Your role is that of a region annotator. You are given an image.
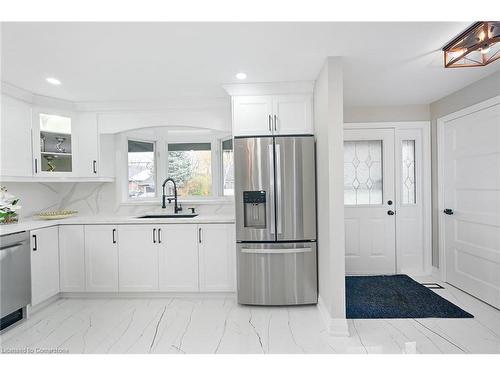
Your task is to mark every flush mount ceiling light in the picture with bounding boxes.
[236,72,247,80]
[46,77,61,85]
[443,21,500,68]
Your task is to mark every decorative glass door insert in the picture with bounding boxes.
[39,113,73,173]
[401,140,416,205]
[344,140,383,205]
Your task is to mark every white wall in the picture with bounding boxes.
[314,57,348,335]
[429,69,500,267]
[344,104,430,123]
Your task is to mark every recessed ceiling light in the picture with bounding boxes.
[236,72,247,80]
[46,77,61,85]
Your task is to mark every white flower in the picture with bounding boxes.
[0,186,20,212]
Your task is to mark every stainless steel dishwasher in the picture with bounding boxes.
[1,231,31,331]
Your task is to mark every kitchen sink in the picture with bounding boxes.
[136,214,198,219]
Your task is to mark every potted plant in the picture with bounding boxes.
[0,186,21,224]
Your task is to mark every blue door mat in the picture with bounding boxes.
[346,274,474,319]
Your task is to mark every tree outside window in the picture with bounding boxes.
[167,143,212,197]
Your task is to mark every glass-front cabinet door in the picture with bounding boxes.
[33,111,74,175]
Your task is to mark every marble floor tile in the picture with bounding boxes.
[1,279,499,354]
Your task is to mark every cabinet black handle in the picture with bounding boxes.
[158,228,162,243]
[444,208,454,215]
[274,115,278,131]
[34,158,38,174]
[153,228,157,243]
[112,229,116,244]
[32,234,37,251]
[268,115,272,132]
[198,227,202,243]
[93,160,97,174]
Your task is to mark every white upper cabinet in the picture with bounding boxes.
[272,95,313,135]
[1,92,113,181]
[32,109,75,176]
[232,94,313,137]
[118,225,159,292]
[31,226,60,306]
[232,96,274,136]
[74,113,99,177]
[0,95,33,177]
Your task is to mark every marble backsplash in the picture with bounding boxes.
[2,182,234,219]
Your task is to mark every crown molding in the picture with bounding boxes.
[222,81,315,96]
[1,80,230,113]
[1,81,76,111]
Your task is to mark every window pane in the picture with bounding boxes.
[402,140,416,204]
[344,140,383,205]
[168,143,212,196]
[128,140,156,198]
[222,139,234,196]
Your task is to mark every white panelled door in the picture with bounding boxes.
[443,102,500,309]
[344,129,396,275]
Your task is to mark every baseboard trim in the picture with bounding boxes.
[317,295,350,337]
[27,294,61,316]
[60,291,236,299]
[432,266,444,281]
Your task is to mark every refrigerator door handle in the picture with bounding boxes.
[268,144,275,235]
[241,247,312,254]
[275,143,282,234]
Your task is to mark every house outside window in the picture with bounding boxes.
[128,140,156,199]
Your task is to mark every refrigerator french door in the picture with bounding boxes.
[234,135,317,305]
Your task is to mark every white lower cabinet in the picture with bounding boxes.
[118,225,159,291]
[158,224,199,292]
[30,226,60,306]
[52,222,235,295]
[198,224,236,292]
[84,225,119,292]
[59,225,85,292]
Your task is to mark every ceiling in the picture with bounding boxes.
[1,22,499,107]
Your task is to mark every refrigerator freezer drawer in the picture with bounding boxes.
[237,242,317,306]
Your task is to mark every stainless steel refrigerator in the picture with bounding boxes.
[234,135,317,306]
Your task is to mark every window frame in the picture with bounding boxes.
[220,136,234,197]
[121,132,234,204]
[125,137,158,202]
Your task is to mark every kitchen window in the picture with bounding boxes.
[167,142,212,197]
[128,140,156,199]
[221,139,234,196]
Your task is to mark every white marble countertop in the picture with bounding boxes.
[0,214,235,236]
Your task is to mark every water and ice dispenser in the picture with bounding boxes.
[243,191,267,229]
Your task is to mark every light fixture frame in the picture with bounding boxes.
[443,21,500,68]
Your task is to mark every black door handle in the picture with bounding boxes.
[444,209,454,215]
[387,210,395,216]
[32,234,37,251]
